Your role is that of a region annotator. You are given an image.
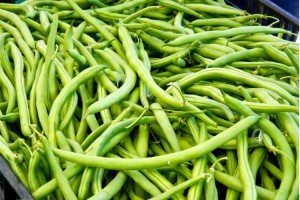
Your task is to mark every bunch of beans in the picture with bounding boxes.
[0,0,298,199]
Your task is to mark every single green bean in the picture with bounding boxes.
[237,129,257,199]
[208,48,268,68]
[184,3,244,15]
[151,103,181,152]
[0,33,14,83]
[168,26,293,46]
[261,44,293,66]
[10,42,31,137]
[283,44,299,73]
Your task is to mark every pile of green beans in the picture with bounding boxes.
[0,0,298,199]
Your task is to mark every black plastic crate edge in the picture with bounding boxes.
[0,155,33,200]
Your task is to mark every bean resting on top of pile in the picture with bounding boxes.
[0,0,298,199]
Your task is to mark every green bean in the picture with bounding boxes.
[94,9,127,21]
[144,27,185,40]
[84,47,136,116]
[237,129,257,199]
[35,16,59,133]
[137,18,182,33]
[78,167,95,200]
[184,3,244,15]
[123,6,160,23]
[135,125,150,158]
[72,39,117,94]
[185,94,235,122]
[158,0,204,19]
[0,3,36,17]
[150,103,181,152]
[0,112,19,123]
[225,171,240,200]
[80,122,111,150]
[0,8,35,48]
[25,50,41,96]
[36,41,78,135]
[186,122,208,200]
[249,147,267,180]
[254,90,299,150]
[259,167,277,191]
[214,170,275,200]
[53,115,259,169]
[32,164,85,199]
[0,65,16,114]
[96,82,113,124]
[0,33,14,83]
[244,101,298,113]
[39,10,50,33]
[125,182,143,200]
[0,110,10,142]
[222,92,295,200]
[236,72,298,96]
[168,26,293,46]
[79,109,134,199]
[115,166,162,197]
[261,44,293,66]
[39,134,78,200]
[10,42,31,137]
[65,0,126,58]
[89,171,128,200]
[47,61,58,107]
[91,167,104,194]
[150,41,199,69]
[288,161,299,200]
[208,48,268,68]
[48,64,107,147]
[176,68,298,106]
[94,49,125,77]
[0,139,29,189]
[96,0,151,13]
[158,73,192,88]
[185,85,223,102]
[150,174,207,200]
[66,49,87,66]
[230,61,297,76]
[116,146,186,199]
[28,0,90,10]
[28,150,43,193]
[56,130,73,166]
[192,18,242,28]
[138,31,187,54]
[0,20,35,69]
[283,44,299,73]
[87,0,107,8]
